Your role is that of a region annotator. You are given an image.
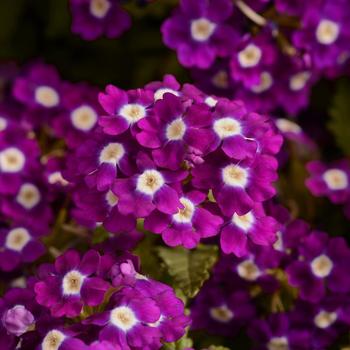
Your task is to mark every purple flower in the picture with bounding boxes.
[286,231,350,302]
[0,226,46,271]
[306,159,350,204]
[161,0,237,68]
[230,32,278,88]
[0,287,41,347]
[248,313,311,350]
[0,130,40,194]
[52,83,102,148]
[275,0,306,16]
[112,152,187,217]
[1,180,52,232]
[220,203,279,257]
[191,283,255,337]
[35,250,110,317]
[144,190,223,248]
[98,85,154,136]
[65,131,135,191]
[192,152,278,216]
[136,93,214,170]
[208,99,271,160]
[293,0,350,69]
[38,328,87,350]
[144,74,182,102]
[13,63,62,110]
[70,0,131,40]
[72,183,136,233]
[86,287,161,349]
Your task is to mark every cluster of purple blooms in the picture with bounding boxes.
[191,204,350,349]
[0,53,349,349]
[162,0,350,115]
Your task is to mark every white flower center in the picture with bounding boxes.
[212,71,229,89]
[213,117,242,139]
[267,336,289,350]
[204,96,218,107]
[273,231,284,251]
[289,71,311,91]
[232,211,254,231]
[251,72,273,93]
[314,310,337,328]
[48,171,69,186]
[210,305,234,323]
[173,197,195,223]
[99,142,125,165]
[222,164,248,188]
[136,169,164,196]
[275,119,302,134]
[311,254,333,278]
[237,260,261,281]
[0,147,25,173]
[35,86,59,108]
[71,105,97,131]
[238,44,262,68]
[119,104,146,124]
[5,228,31,252]
[154,88,179,101]
[316,19,340,45]
[16,183,41,209]
[166,118,186,141]
[323,169,348,190]
[0,117,7,131]
[110,306,138,331]
[62,270,85,296]
[191,18,216,42]
[42,330,66,350]
[90,0,111,18]
[106,190,118,207]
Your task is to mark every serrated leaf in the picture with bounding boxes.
[157,245,218,298]
[329,79,350,155]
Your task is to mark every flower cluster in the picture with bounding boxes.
[162,0,350,115]
[191,204,350,349]
[65,74,282,256]
[0,249,189,349]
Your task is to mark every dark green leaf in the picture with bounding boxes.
[157,245,218,298]
[329,79,350,155]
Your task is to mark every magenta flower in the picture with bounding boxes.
[52,83,102,149]
[192,152,278,216]
[0,225,45,272]
[38,328,87,350]
[286,232,350,302]
[136,93,214,170]
[144,74,182,102]
[306,160,350,204]
[0,130,40,194]
[86,287,161,349]
[13,63,62,110]
[230,32,278,88]
[220,204,279,257]
[161,0,237,68]
[112,152,187,217]
[35,250,110,317]
[70,0,131,40]
[65,131,135,191]
[293,0,350,69]
[144,190,223,248]
[98,85,154,136]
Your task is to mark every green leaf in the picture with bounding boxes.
[162,333,193,350]
[329,79,350,155]
[157,245,218,298]
[91,226,109,244]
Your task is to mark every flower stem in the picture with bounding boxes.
[235,0,267,26]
